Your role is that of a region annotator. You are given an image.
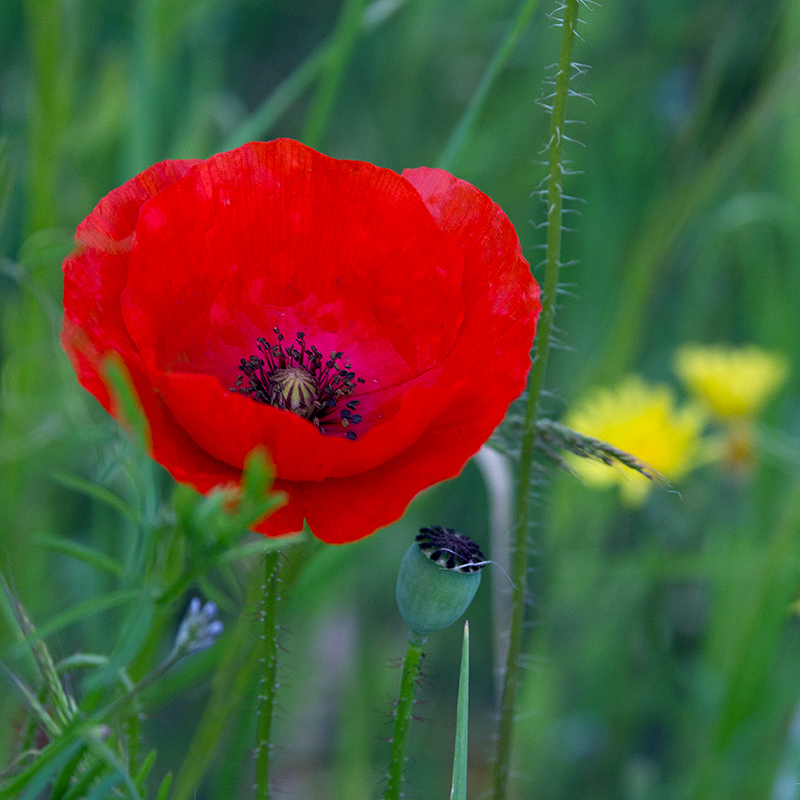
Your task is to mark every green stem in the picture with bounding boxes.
[301,0,368,150]
[437,0,542,173]
[223,45,331,152]
[125,0,161,176]
[256,550,280,800]
[24,0,71,233]
[384,630,427,800]
[491,3,581,798]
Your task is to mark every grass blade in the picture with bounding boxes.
[451,621,470,800]
[32,533,126,577]
[438,0,542,172]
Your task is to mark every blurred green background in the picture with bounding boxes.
[2,0,800,798]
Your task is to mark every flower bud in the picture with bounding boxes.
[173,597,224,657]
[395,527,485,635]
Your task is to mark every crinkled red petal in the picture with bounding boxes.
[61,159,241,490]
[156,370,468,480]
[62,142,540,544]
[121,140,470,478]
[62,159,199,409]
[257,166,541,542]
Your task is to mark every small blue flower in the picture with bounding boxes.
[173,597,224,657]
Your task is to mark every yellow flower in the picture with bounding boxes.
[674,344,789,420]
[564,376,705,505]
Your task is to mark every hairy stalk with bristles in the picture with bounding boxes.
[256,550,280,800]
[491,1,585,797]
[384,631,427,800]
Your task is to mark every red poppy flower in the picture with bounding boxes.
[62,139,540,544]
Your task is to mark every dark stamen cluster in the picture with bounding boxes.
[231,327,365,439]
[416,526,486,573]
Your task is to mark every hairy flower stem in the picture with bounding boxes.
[384,630,427,800]
[256,550,281,800]
[491,2,581,798]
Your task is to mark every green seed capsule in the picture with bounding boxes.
[395,527,485,635]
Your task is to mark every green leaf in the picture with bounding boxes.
[55,654,110,675]
[2,576,76,725]
[242,446,274,497]
[438,0,542,172]
[32,533,126,577]
[9,588,143,659]
[17,740,85,800]
[220,535,300,564]
[2,665,61,738]
[155,771,173,800]
[0,735,82,800]
[84,772,124,800]
[50,742,89,800]
[451,621,470,800]
[52,471,138,522]
[84,735,145,800]
[0,138,14,237]
[102,355,150,452]
[61,755,106,800]
[134,749,158,789]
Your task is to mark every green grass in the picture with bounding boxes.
[2,0,799,798]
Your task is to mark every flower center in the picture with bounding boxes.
[231,328,365,439]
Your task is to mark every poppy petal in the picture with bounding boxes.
[62,159,201,410]
[63,141,540,542]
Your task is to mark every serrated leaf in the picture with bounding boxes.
[535,419,667,485]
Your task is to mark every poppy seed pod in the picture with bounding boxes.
[396,527,486,635]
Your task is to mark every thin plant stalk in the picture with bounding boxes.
[222,46,331,152]
[491,2,581,798]
[438,0,542,173]
[125,0,162,177]
[223,0,408,152]
[256,550,281,800]
[384,630,427,800]
[451,621,470,800]
[302,0,369,150]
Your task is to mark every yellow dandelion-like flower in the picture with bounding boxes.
[564,376,705,505]
[674,344,789,420]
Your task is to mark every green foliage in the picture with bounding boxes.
[451,621,470,800]
[2,0,800,798]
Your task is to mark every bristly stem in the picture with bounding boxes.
[384,630,427,800]
[256,550,281,800]
[491,2,582,798]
